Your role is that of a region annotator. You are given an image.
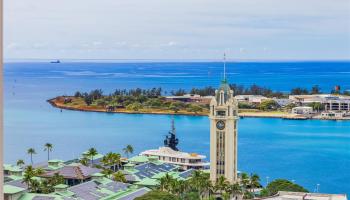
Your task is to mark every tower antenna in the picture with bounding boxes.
[223,53,226,82]
[171,115,175,134]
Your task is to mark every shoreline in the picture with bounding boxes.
[48,98,349,121]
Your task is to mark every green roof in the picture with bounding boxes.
[53,184,68,189]
[92,172,104,177]
[48,159,64,163]
[134,177,159,187]
[7,175,24,181]
[101,187,151,200]
[94,177,113,185]
[128,155,149,163]
[124,163,135,167]
[152,172,182,180]
[18,193,66,200]
[55,190,75,197]
[4,185,26,194]
[3,164,22,172]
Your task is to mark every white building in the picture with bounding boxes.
[321,111,346,118]
[291,106,313,115]
[209,79,239,183]
[289,94,350,112]
[140,147,208,170]
[235,95,268,104]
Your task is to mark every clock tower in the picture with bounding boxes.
[209,57,239,183]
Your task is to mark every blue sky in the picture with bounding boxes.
[4,0,350,60]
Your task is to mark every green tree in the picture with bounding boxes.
[291,87,309,95]
[50,172,65,186]
[258,100,279,111]
[101,168,113,178]
[86,148,98,165]
[263,179,308,196]
[101,152,121,172]
[187,104,203,114]
[16,159,25,168]
[22,166,46,193]
[159,173,174,192]
[84,95,93,106]
[126,102,143,111]
[123,145,134,158]
[229,183,243,197]
[215,176,230,194]
[27,148,36,165]
[169,104,180,113]
[308,102,324,112]
[79,156,89,166]
[44,143,53,161]
[311,85,321,94]
[113,171,127,183]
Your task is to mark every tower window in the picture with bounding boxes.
[217,111,226,116]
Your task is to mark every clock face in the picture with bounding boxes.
[216,120,225,130]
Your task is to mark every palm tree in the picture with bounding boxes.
[113,171,126,183]
[44,143,53,161]
[123,145,134,158]
[159,173,174,192]
[101,168,113,178]
[229,183,243,199]
[35,168,45,176]
[112,153,121,171]
[215,176,230,194]
[27,148,36,165]
[249,173,261,197]
[16,159,25,168]
[241,172,250,192]
[50,172,64,186]
[22,166,36,191]
[189,170,211,198]
[79,156,89,166]
[101,152,121,172]
[86,148,98,165]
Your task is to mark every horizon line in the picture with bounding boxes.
[4,58,350,63]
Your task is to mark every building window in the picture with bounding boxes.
[217,111,226,116]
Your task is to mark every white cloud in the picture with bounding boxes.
[4,0,350,60]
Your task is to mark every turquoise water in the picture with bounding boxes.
[4,61,350,194]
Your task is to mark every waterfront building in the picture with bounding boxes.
[140,147,208,170]
[140,118,208,170]
[209,59,239,183]
[165,94,212,104]
[320,111,346,118]
[235,95,269,104]
[291,106,314,115]
[289,94,350,112]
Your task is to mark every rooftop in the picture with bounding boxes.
[4,184,26,194]
[140,147,206,160]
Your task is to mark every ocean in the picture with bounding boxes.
[4,61,350,194]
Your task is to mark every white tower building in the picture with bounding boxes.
[209,55,239,183]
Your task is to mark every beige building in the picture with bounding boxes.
[140,147,208,170]
[209,79,239,183]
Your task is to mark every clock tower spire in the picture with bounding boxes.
[209,55,239,183]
